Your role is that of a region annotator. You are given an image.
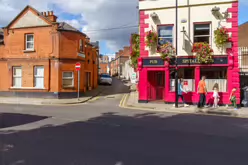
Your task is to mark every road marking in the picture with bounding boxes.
[119,93,248,119]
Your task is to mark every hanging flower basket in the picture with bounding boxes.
[145,30,158,48]
[214,27,229,50]
[157,43,176,61]
[192,42,214,64]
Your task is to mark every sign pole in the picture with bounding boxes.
[78,70,80,101]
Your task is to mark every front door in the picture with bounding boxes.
[148,71,165,101]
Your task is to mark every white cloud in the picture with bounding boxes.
[0,0,138,52]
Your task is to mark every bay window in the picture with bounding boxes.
[158,25,173,46]
[200,68,227,92]
[193,23,210,44]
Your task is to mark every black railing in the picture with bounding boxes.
[239,47,248,74]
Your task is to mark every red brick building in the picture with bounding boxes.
[0,5,99,98]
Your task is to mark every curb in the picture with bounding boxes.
[119,93,248,119]
[0,89,105,106]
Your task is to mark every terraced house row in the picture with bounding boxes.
[0,5,99,98]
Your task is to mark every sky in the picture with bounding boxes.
[0,0,247,56]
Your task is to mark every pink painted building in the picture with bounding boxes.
[138,0,239,105]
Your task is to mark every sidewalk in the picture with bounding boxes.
[124,91,248,118]
[0,86,105,106]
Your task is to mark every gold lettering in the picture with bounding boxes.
[182,59,189,63]
[150,60,158,64]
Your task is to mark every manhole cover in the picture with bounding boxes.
[0,113,48,129]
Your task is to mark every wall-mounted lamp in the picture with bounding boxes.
[150,12,158,19]
[211,6,225,20]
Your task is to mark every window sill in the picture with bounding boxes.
[10,87,46,90]
[23,49,36,53]
[62,86,75,89]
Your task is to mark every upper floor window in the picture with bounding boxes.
[25,34,34,50]
[194,23,210,44]
[158,25,173,46]
[79,39,84,52]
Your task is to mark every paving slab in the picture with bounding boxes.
[123,91,248,118]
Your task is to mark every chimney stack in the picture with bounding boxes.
[41,10,57,22]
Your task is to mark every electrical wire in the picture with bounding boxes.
[83,25,138,33]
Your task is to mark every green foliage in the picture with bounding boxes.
[130,34,140,69]
[214,27,229,50]
[192,42,214,64]
[145,30,158,48]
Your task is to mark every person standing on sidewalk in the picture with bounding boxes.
[197,76,207,108]
[174,78,189,107]
[229,87,238,110]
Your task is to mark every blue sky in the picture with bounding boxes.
[239,3,247,25]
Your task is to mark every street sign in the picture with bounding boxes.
[75,62,81,71]
[131,73,137,84]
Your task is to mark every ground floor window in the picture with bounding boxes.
[200,67,227,92]
[62,71,74,88]
[170,68,195,92]
[13,66,22,87]
[34,66,44,88]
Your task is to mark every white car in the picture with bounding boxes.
[100,74,112,85]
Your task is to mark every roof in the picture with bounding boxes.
[58,22,86,36]
[90,41,99,48]
[239,21,248,27]
[6,5,52,28]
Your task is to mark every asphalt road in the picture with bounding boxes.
[0,78,248,165]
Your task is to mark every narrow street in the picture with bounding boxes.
[0,78,248,165]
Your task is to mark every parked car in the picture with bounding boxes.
[99,74,112,85]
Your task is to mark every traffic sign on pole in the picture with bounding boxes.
[75,62,81,71]
[75,62,81,100]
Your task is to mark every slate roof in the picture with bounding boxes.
[58,22,86,36]
[0,28,3,44]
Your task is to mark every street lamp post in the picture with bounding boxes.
[175,0,179,108]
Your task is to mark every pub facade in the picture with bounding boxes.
[138,0,240,105]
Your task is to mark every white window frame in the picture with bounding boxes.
[25,34,34,50]
[193,23,211,44]
[79,39,83,52]
[62,71,74,88]
[12,66,22,88]
[34,66,44,88]
[157,25,174,46]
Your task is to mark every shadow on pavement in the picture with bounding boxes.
[0,113,48,129]
[1,113,248,165]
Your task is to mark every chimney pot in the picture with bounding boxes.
[44,12,47,16]
[51,11,54,15]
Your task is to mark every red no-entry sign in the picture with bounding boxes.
[75,62,81,71]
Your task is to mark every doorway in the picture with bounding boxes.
[147,71,165,101]
[85,72,91,90]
